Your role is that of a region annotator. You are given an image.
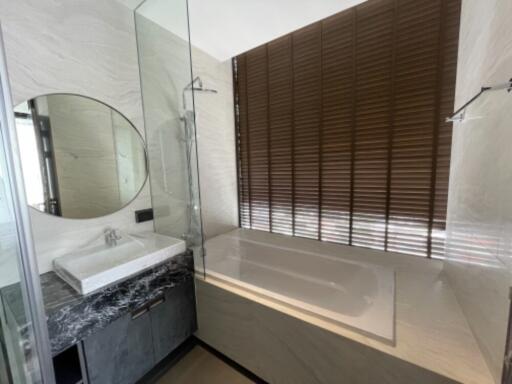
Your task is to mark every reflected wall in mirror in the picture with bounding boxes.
[14,94,148,219]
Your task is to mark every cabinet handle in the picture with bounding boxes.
[131,306,148,320]
[149,296,165,310]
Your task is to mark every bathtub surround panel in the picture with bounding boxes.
[0,0,153,273]
[197,230,493,383]
[444,0,512,382]
[235,0,461,258]
[196,278,487,384]
[196,282,446,384]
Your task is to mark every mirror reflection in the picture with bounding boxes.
[14,94,147,219]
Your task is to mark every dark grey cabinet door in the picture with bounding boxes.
[150,279,197,363]
[83,311,155,384]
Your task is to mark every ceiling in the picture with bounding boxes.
[133,0,368,62]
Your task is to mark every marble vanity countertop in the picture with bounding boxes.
[1,251,194,356]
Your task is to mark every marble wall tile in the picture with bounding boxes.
[0,0,237,274]
[444,0,512,382]
[0,0,154,273]
[191,49,238,239]
[116,0,145,10]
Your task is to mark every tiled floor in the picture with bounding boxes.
[155,346,254,384]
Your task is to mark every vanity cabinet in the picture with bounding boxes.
[1,253,196,384]
[82,279,196,384]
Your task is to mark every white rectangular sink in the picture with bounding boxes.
[53,232,186,295]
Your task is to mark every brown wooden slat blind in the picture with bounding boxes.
[234,0,461,258]
[268,36,294,235]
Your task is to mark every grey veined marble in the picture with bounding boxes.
[1,251,194,356]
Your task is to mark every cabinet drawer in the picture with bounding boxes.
[150,279,197,363]
[83,311,154,384]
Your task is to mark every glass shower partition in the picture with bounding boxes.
[135,0,205,277]
[0,25,55,384]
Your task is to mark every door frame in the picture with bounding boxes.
[0,23,55,384]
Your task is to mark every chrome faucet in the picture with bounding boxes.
[104,228,122,247]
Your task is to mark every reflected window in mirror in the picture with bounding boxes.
[14,94,148,220]
[15,100,58,214]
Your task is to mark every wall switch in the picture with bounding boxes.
[135,208,154,223]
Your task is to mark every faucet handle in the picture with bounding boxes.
[104,227,122,247]
[113,229,122,240]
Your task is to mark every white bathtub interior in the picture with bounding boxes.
[205,229,395,342]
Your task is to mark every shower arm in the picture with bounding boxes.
[447,78,512,122]
[182,76,218,110]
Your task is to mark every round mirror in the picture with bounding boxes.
[14,94,148,219]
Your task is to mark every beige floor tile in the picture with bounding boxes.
[156,346,254,384]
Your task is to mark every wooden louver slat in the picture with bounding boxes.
[235,0,461,259]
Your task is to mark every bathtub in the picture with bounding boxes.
[204,229,395,342]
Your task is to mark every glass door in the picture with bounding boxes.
[0,25,55,384]
[135,0,206,277]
